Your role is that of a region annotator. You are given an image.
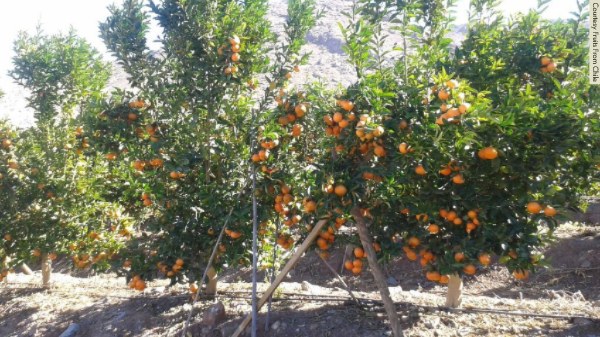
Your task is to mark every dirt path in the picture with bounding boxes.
[1,224,599,337]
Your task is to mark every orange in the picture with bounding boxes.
[374,146,386,157]
[446,211,457,221]
[420,258,429,267]
[526,202,542,214]
[416,214,428,222]
[480,147,498,160]
[229,35,240,45]
[106,153,117,160]
[175,258,184,266]
[509,251,518,259]
[415,165,427,175]
[426,271,441,282]
[295,104,307,117]
[135,280,146,291]
[513,269,530,280]
[372,126,384,137]
[438,90,450,100]
[439,209,449,219]
[305,201,317,212]
[466,223,476,233]
[408,236,420,248]
[352,267,362,275]
[190,284,198,293]
[2,139,12,147]
[406,250,418,261]
[143,199,153,206]
[344,260,354,270]
[230,232,242,239]
[478,254,491,265]
[333,112,343,123]
[546,63,557,72]
[468,210,477,219]
[399,120,408,129]
[353,259,363,268]
[453,218,463,225]
[446,80,458,88]
[32,250,41,257]
[463,264,476,275]
[231,53,240,62]
[354,248,364,258]
[372,242,381,252]
[544,206,557,217]
[334,185,347,197]
[452,174,465,184]
[439,275,449,284]
[541,57,552,66]
[454,252,465,262]
[428,224,440,234]
[423,251,434,261]
[398,142,412,154]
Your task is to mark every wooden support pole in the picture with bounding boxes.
[231,219,328,337]
[317,252,361,307]
[41,253,52,286]
[205,266,218,295]
[20,264,33,275]
[351,207,403,337]
[445,274,463,308]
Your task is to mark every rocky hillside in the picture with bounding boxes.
[0,0,466,128]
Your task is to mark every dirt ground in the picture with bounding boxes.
[1,223,599,337]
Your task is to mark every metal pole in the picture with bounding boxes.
[265,215,280,331]
[250,111,259,337]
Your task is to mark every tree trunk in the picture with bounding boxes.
[351,207,403,337]
[41,253,52,286]
[205,266,217,295]
[20,264,33,275]
[445,274,463,308]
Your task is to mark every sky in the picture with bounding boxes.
[0,0,580,84]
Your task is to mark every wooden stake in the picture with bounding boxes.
[41,253,52,286]
[317,252,361,306]
[231,219,328,337]
[205,266,218,295]
[20,264,33,275]
[351,207,403,337]
[445,274,462,308]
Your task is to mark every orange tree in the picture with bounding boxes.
[292,1,598,327]
[3,28,123,283]
[85,0,320,291]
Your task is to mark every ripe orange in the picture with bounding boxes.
[416,214,429,222]
[230,232,242,239]
[526,202,542,214]
[415,165,427,175]
[344,260,354,270]
[446,211,457,221]
[305,201,317,212]
[439,275,449,284]
[135,280,146,291]
[352,259,363,269]
[513,269,530,280]
[478,254,491,265]
[453,218,463,225]
[423,251,434,261]
[426,271,441,282]
[546,63,557,72]
[2,139,12,148]
[541,57,552,66]
[352,267,362,275]
[428,224,440,234]
[143,199,153,206]
[480,147,498,160]
[374,146,386,156]
[398,142,412,154]
[438,90,450,100]
[544,206,557,217]
[354,248,364,258]
[463,264,476,275]
[176,258,184,266]
[452,174,465,184]
[454,252,465,262]
[4,234,12,241]
[406,249,418,261]
[333,112,344,123]
[468,210,477,219]
[106,153,117,160]
[446,80,458,88]
[32,250,41,257]
[334,185,347,197]
[295,104,307,117]
[408,236,420,248]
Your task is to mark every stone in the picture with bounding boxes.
[581,260,591,268]
[425,317,440,329]
[386,276,398,286]
[301,281,311,291]
[202,302,226,327]
[573,317,593,326]
[271,321,281,330]
[59,323,80,337]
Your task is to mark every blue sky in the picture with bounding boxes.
[0,0,581,79]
